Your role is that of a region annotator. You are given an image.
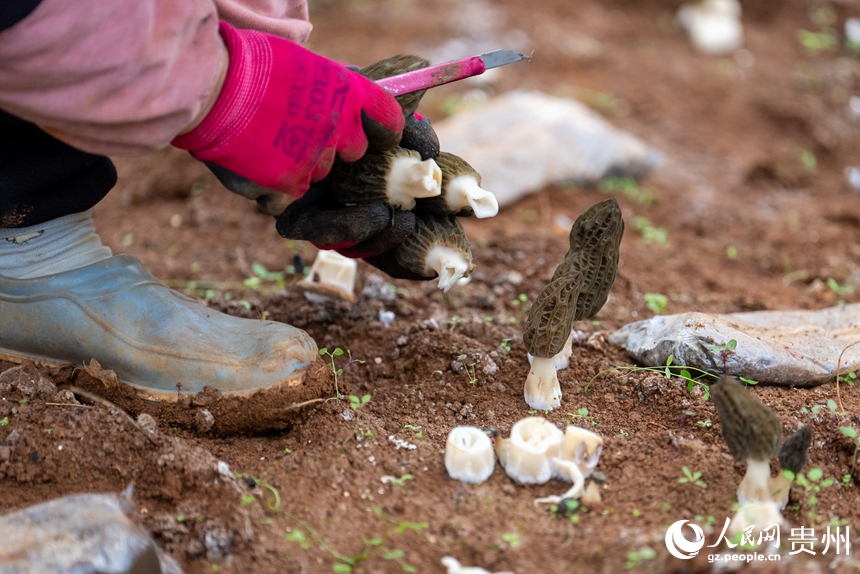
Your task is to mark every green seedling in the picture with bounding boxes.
[403,424,422,439]
[372,507,428,535]
[632,217,668,245]
[838,371,856,387]
[800,150,817,171]
[589,353,712,399]
[319,348,365,400]
[43,428,53,435]
[619,429,629,437]
[568,407,597,426]
[828,278,853,306]
[643,292,668,314]
[499,338,512,353]
[798,29,838,52]
[240,494,255,506]
[501,532,520,548]
[0,417,8,426]
[456,354,478,384]
[18,398,27,404]
[598,177,657,207]
[447,317,465,331]
[625,548,656,569]
[349,394,371,410]
[121,233,134,247]
[840,427,859,477]
[678,466,707,488]
[511,293,529,311]
[237,300,252,311]
[284,448,292,454]
[176,515,186,523]
[790,467,835,524]
[697,420,712,428]
[388,474,413,487]
[726,245,738,259]
[694,515,717,527]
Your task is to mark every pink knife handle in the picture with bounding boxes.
[375,56,487,96]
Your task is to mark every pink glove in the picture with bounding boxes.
[172,22,404,198]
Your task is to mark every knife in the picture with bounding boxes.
[374,50,528,96]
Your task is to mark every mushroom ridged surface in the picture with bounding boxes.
[523,271,585,359]
[552,198,624,321]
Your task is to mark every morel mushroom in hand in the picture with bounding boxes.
[331,147,442,211]
[392,213,474,292]
[416,152,499,219]
[522,271,584,410]
[711,375,782,504]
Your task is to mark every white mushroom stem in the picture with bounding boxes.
[738,459,773,505]
[424,245,470,292]
[445,427,495,484]
[528,331,576,371]
[301,250,357,303]
[524,356,562,411]
[386,155,442,210]
[729,501,787,538]
[445,175,499,219]
[441,557,514,574]
[534,457,585,507]
[559,425,604,478]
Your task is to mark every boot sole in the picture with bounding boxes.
[0,347,309,404]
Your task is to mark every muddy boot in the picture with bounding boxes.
[0,254,319,401]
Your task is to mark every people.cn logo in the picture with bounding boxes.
[665,519,705,559]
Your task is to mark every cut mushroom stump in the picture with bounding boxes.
[445,426,495,484]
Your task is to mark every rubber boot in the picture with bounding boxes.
[0,254,318,401]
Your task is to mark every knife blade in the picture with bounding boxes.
[374,50,528,97]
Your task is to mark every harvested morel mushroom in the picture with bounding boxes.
[521,271,584,410]
[534,425,604,507]
[296,250,357,303]
[392,213,474,292]
[552,198,624,321]
[770,425,812,509]
[416,152,499,219]
[711,376,782,504]
[360,55,430,119]
[445,426,495,484]
[400,113,440,160]
[331,147,442,211]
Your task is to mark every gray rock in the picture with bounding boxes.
[0,491,182,574]
[434,90,663,207]
[610,304,860,386]
[0,364,55,398]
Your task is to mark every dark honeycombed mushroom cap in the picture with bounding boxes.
[523,271,585,359]
[779,425,812,474]
[552,198,624,321]
[330,147,417,206]
[711,376,782,462]
[400,114,440,161]
[360,55,431,119]
[392,213,473,278]
[416,152,482,216]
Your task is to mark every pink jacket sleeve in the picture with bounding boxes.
[0,0,311,156]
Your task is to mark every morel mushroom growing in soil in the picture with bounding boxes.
[416,152,499,219]
[711,375,782,504]
[331,147,442,211]
[445,426,496,484]
[521,198,624,410]
[393,213,475,292]
[770,425,813,509]
[522,272,584,410]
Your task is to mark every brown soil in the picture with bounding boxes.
[3,0,860,572]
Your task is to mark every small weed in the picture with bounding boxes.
[319,348,365,400]
[501,532,520,548]
[798,29,838,52]
[18,398,27,404]
[285,530,312,549]
[240,494,255,506]
[838,371,857,387]
[625,548,656,569]
[389,474,413,487]
[511,293,529,311]
[358,429,374,440]
[0,417,8,426]
[828,278,853,306]
[632,217,668,245]
[284,448,292,454]
[697,420,712,428]
[176,515,186,522]
[789,467,836,524]
[121,233,134,247]
[349,394,372,410]
[589,353,712,400]
[694,515,717,527]
[447,317,465,331]
[678,466,707,488]
[568,407,597,426]
[456,354,478,384]
[726,245,738,259]
[43,428,53,435]
[598,177,658,207]
[619,429,630,437]
[403,424,422,439]
[800,150,817,171]
[499,338,512,353]
[644,292,668,314]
